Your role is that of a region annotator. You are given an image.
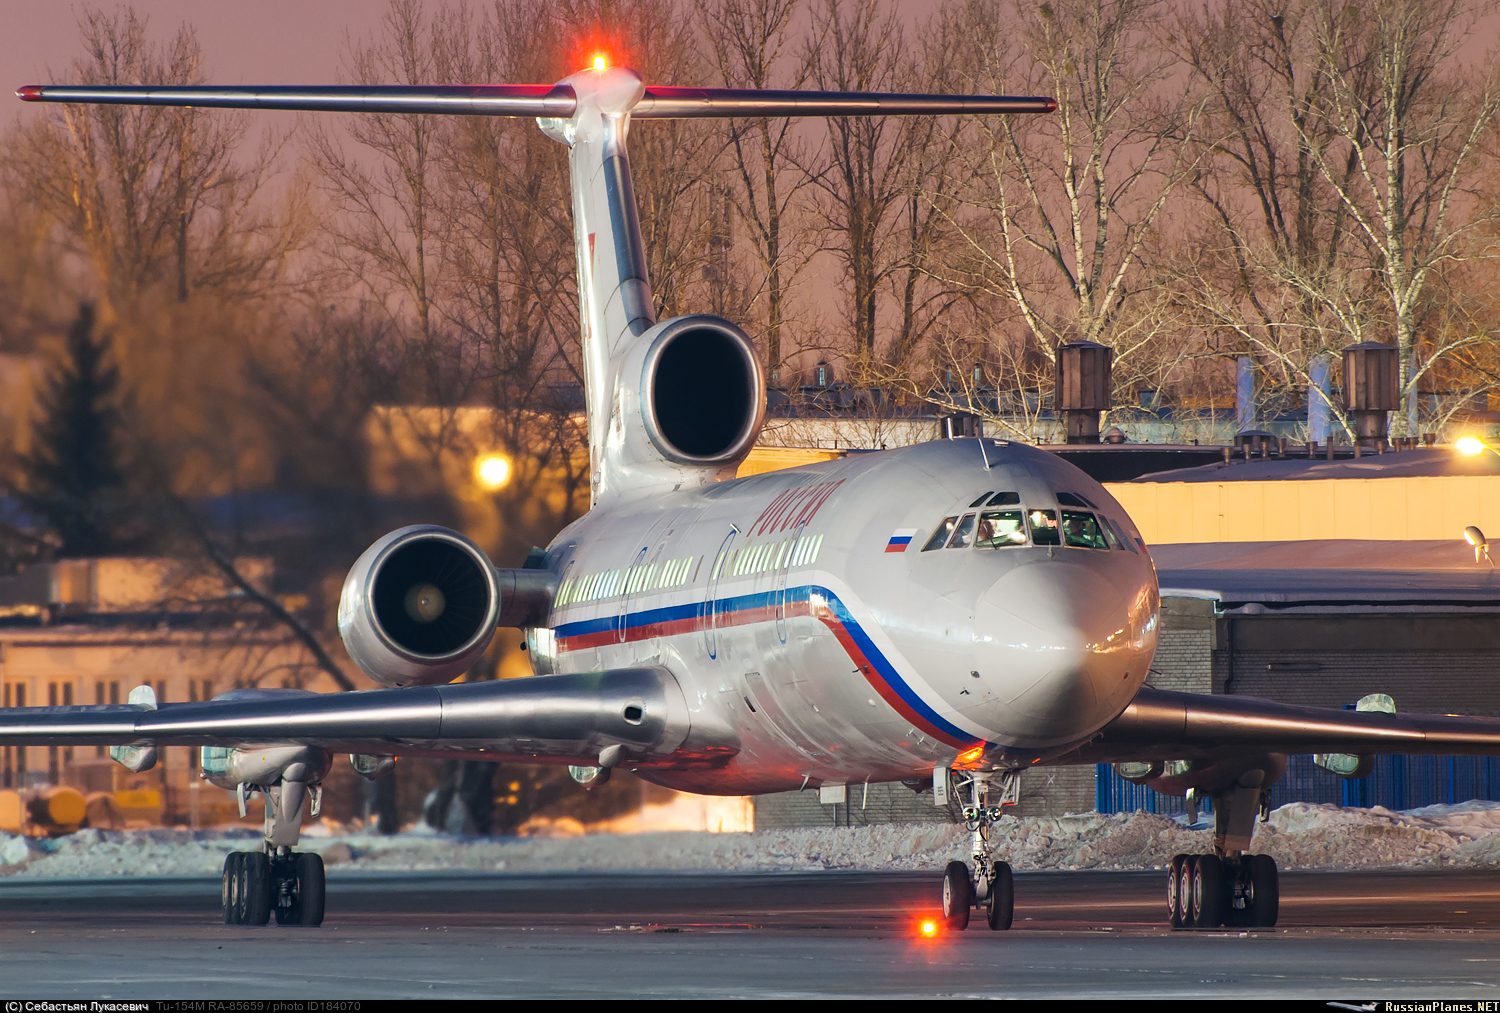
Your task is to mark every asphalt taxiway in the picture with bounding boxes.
[3,869,1500,998]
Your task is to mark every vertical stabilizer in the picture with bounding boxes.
[539,68,657,505]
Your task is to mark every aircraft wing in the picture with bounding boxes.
[1067,686,1500,764]
[0,668,728,768]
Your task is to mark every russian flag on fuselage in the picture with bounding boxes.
[885,528,917,552]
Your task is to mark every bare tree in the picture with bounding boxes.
[5,8,290,314]
[1299,0,1500,435]
[942,0,1204,380]
[700,0,818,379]
[803,0,919,369]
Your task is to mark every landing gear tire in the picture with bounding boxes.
[222,852,244,924]
[1244,854,1278,928]
[222,851,272,925]
[1190,854,1226,929]
[274,852,326,927]
[1167,853,1189,928]
[942,860,973,931]
[984,861,1013,931]
[242,852,272,925]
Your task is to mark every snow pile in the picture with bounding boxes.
[5,802,1500,878]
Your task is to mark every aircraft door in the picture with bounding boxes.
[618,545,649,643]
[704,526,738,660]
[774,522,805,644]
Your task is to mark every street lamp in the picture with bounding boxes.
[1464,525,1493,567]
[474,453,512,491]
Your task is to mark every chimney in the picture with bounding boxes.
[1055,341,1112,444]
[1343,342,1399,450]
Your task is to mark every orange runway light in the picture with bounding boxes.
[918,919,939,938]
[592,54,608,72]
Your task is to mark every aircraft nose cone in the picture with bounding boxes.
[971,561,1150,745]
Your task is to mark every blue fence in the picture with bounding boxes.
[1096,755,1500,815]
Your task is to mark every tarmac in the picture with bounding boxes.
[3,868,1500,998]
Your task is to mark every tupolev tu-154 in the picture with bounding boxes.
[11,60,1500,933]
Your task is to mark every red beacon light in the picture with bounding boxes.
[591,54,608,72]
[919,918,939,938]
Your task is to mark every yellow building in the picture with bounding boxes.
[0,557,362,827]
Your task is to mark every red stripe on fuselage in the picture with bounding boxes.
[555,595,971,749]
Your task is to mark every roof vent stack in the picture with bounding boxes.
[1343,342,1399,451]
[1055,341,1112,444]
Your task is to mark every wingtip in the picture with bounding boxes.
[16,85,42,102]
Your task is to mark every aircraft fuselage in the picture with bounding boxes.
[532,438,1161,794]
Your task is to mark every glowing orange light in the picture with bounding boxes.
[592,53,608,72]
[952,744,985,769]
[919,919,939,938]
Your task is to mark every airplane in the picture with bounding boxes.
[11,59,1500,934]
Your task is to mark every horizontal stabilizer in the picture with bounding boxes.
[17,84,1055,119]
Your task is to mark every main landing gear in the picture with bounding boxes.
[220,773,326,926]
[939,769,1019,931]
[1168,780,1279,929]
[222,848,326,926]
[1168,852,1278,929]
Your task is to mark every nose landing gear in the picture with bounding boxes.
[938,768,1019,931]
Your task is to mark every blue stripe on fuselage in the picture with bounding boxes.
[551,585,978,745]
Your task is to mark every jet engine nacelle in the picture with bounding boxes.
[338,525,502,687]
[602,315,766,498]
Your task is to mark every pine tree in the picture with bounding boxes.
[19,303,128,557]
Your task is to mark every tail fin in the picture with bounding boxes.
[17,76,1054,502]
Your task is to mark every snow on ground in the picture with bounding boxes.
[6,802,1500,879]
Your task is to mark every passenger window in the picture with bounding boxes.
[1061,510,1110,549]
[976,510,1027,548]
[987,491,1020,506]
[1028,509,1060,546]
[946,513,978,549]
[922,516,958,551]
[969,491,994,507]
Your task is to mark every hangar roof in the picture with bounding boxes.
[1154,539,1500,607]
[1133,447,1500,484]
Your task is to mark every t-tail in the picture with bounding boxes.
[18,68,1055,503]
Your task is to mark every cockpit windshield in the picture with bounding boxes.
[1061,509,1110,549]
[976,510,1026,548]
[1028,509,1060,546]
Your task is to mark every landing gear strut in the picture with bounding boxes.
[938,769,1019,931]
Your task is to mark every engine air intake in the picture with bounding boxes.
[338,525,501,686]
[642,316,764,465]
[372,538,492,657]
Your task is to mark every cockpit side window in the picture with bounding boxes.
[1061,510,1110,549]
[1028,509,1060,545]
[987,491,1020,506]
[1097,516,1119,548]
[1106,516,1138,552]
[976,510,1026,548]
[946,513,978,548]
[922,516,958,551]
